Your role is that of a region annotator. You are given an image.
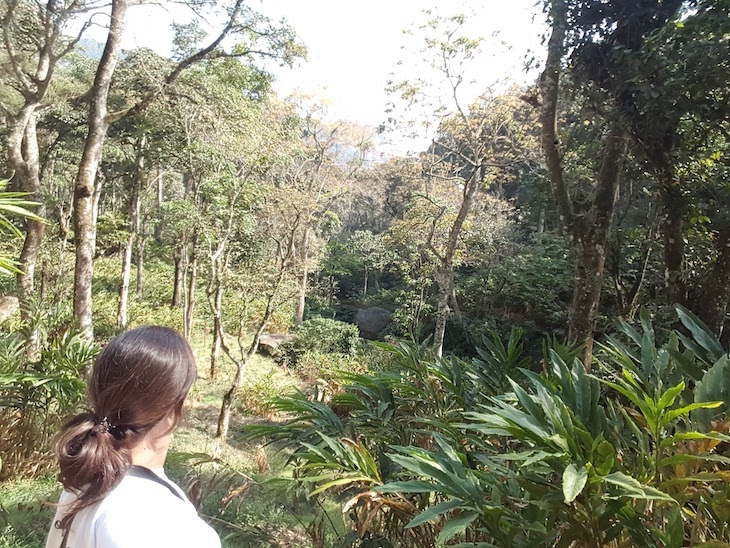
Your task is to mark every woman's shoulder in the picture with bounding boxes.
[94,473,220,547]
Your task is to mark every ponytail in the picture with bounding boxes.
[54,412,130,529]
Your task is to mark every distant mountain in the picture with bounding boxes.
[77,38,105,60]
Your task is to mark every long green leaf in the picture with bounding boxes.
[602,472,675,502]
[675,305,725,361]
[407,499,464,528]
[437,511,478,545]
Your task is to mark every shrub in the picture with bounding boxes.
[0,304,98,479]
[294,350,365,385]
[279,318,361,368]
[237,369,284,420]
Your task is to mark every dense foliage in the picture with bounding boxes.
[248,308,730,546]
[0,0,729,546]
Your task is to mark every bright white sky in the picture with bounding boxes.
[80,0,547,154]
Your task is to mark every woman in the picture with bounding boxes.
[45,326,220,548]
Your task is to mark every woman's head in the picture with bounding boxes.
[88,325,197,435]
[54,326,196,527]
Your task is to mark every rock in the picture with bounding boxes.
[258,334,295,357]
[0,295,19,323]
[353,307,392,340]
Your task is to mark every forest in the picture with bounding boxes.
[1,0,730,546]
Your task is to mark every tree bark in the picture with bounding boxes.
[433,267,453,358]
[209,280,223,379]
[172,249,185,307]
[15,114,46,327]
[659,167,687,307]
[567,126,626,367]
[117,135,145,329]
[172,172,194,307]
[136,231,145,300]
[4,0,80,319]
[696,228,730,337]
[185,228,199,339]
[539,5,627,369]
[294,226,309,325]
[154,169,163,241]
[73,0,128,339]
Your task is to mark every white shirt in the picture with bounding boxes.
[45,469,221,548]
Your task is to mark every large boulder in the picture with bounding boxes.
[258,334,295,358]
[0,295,19,323]
[354,307,392,340]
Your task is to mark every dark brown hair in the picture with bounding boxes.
[54,326,196,528]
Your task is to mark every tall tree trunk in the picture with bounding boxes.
[659,167,687,307]
[433,266,453,358]
[15,113,46,333]
[210,284,223,379]
[117,234,133,329]
[295,227,310,325]
[154,169,163,241]
[185,229,199,339]
[568,127,626,366]
[117,135,145,329]
[539,6,627,369]
[73,0,128,339]
[136,232,145,300]
[432,167,480,357]
[696,227,730,336]
[172,248,185,307]
[172,172,194,307]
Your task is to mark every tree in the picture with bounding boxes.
[614,0,730,331]
[212,183,301,441]
[72,0,302,338]
[0,0,95,325]
[390,15,536,356]
[537,0,692,366]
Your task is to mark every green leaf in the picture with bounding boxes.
[659,431,730,451]
[664,506,684,548]
[602,472,675,502]
[309,475,374,496]
[376,480,438,493]
[659,453,730,468]
[675,305,725,361]
[664,401,722,424]
[694,355,730,428]
[407,499,463,528]
[656,382,684,414]
[437,510,478,545]
[562,463,588,503]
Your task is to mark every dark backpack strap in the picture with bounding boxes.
[60,521,72,548]
[127,465,185,501]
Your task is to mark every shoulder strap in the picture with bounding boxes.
[127,465,185,501]
[60,524,71,548]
